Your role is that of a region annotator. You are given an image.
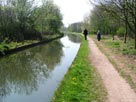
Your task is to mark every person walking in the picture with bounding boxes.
[97,30,101,41]
[83,29,88,40]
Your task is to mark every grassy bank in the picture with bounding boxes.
[100,35,136,55]
[0,40,38,54]
[52,35,107,102]
[0,34,63,55]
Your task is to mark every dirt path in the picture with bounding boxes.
[88,37,136,102]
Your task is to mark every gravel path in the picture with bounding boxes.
[88,37,136,102]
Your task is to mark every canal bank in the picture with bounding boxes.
[52,35,107,102]
[0,34,64,58]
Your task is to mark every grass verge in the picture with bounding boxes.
[52,36,107,102]
[101,36,136,55]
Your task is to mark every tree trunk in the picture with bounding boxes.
[134,16,136,49]
[124,21,127,43]
[135,33,136,49]
[124,0,127,44]
[135,23,136,49]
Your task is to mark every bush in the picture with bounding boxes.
[116,27,125,37]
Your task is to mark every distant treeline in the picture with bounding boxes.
[0,0,63,43]
[67,22,82,33]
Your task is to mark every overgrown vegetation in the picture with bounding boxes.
[0,40,39,54]
[0,0,63,54]
[52,35,107,102]
[102,36,136,55]
[0,0,62,43]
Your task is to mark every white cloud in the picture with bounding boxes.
[53,0,93,27]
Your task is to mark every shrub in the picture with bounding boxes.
[116,27,125,37]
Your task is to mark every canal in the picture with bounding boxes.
[0,34,81,102]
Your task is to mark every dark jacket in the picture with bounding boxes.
[83,29,88,35]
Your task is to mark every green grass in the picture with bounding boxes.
[0,40,38,54]
[102,36,136,55]
[0,34,63,54]
[52,36,107,102]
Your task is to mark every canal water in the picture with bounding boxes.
[0,34,81,102]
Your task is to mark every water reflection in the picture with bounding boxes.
[0,34,81,102]
[67,34,81,43]
[0,40,63,100]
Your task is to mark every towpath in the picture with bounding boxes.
[88,37,136,102]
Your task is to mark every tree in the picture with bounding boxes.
[88,5,119,37]
[0,0,63,42]
[35,0,62,35]
[68,22,82,33]
[89,0,136,49]
[82,15,90,32]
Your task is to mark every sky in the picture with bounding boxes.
[53,0,93,27]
